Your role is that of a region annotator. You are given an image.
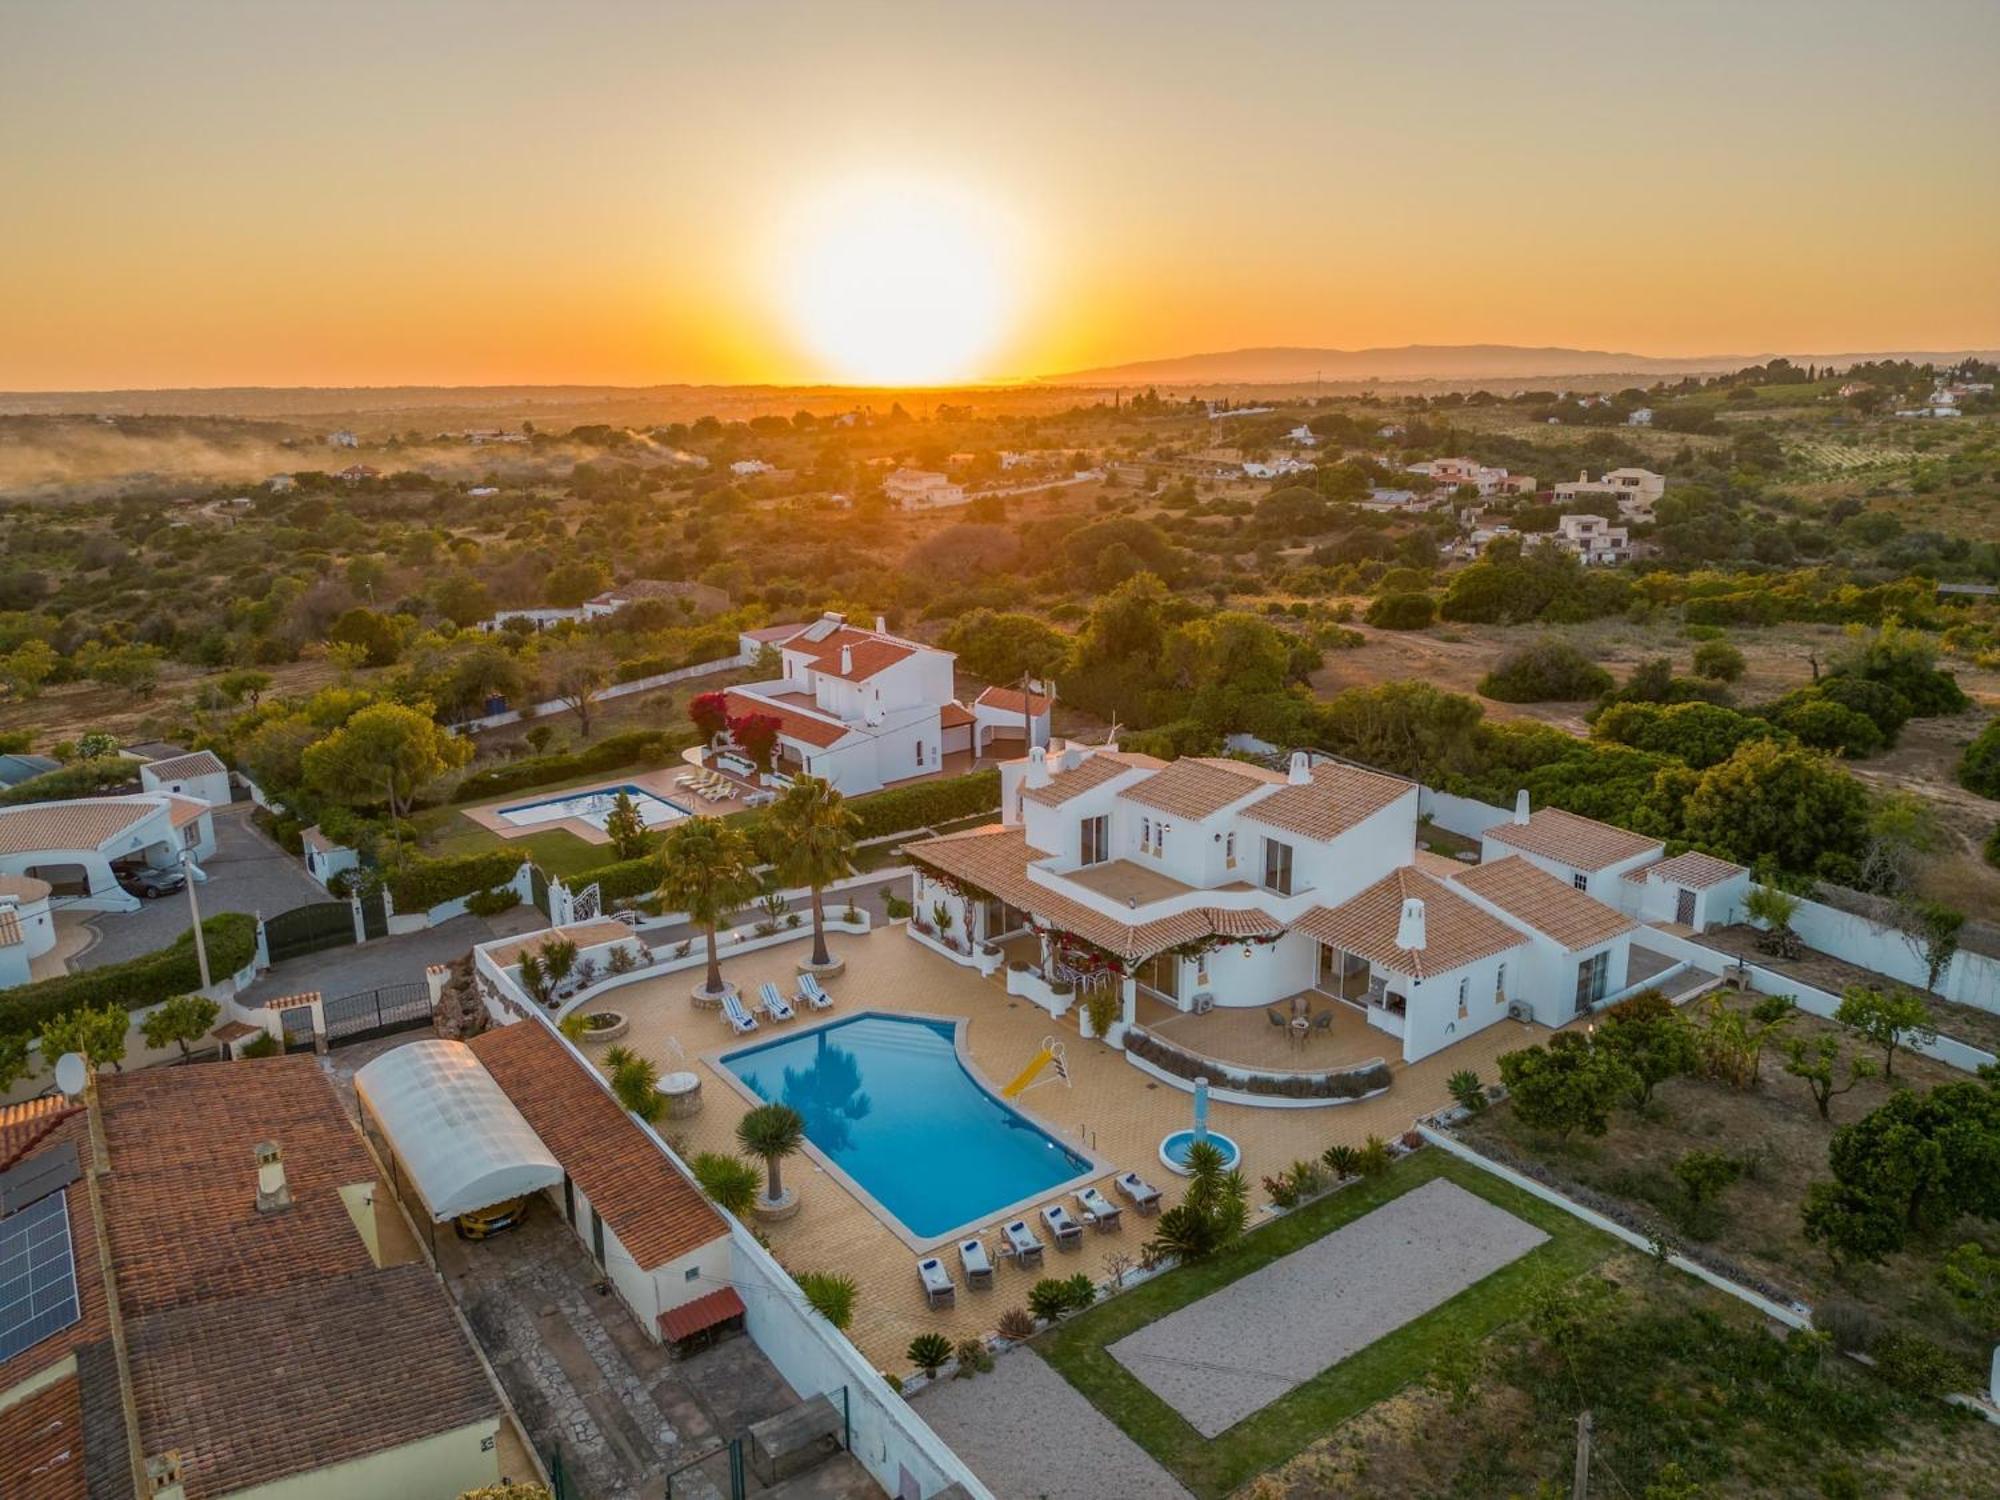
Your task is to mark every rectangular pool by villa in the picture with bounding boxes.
[721,1014,1094,1243]
[495,783,688,834]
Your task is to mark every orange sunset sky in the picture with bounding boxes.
[2,0,1997,391]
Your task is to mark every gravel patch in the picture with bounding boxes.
[1108,1177,1547,1437]
[913,1347,1191,1500]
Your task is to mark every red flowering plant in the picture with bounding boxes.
[689,691,730,741]
[728,711,782,774]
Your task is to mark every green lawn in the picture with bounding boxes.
[1035,1150,1612,1500]
[417,814,608,879]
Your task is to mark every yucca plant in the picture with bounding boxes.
[1321,1143,1361,1179]
[691,1152,761,1216]
[907,1332,953,1379]
[610,1053,662,1122]
[1446,1069,1488,1113]
[795,1270,859,1331]
[735,1103,806,1204]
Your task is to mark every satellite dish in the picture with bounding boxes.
[54,1052,88,1099]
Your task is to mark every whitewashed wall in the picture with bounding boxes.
[1419,788,1514,842]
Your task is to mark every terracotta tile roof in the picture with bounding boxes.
[1120,758,1279,821]
[723,688,852,750]
[1623,850,1743,890]
[210,1021,261,1044]
[1294,867,1525,980]
[124,1265,496,1500]
[974,685,1051,715]
[260,990,320,1011]
[0,909,22,946]
[299,825,334,853]
[1019,751,1161,807]
[789,626,916,682]
[1238,762,1413,843]
[938,701,975,729]
[1451,856,1637,951]
[485,920,635,968]
[905,823,1284,962]
[659,1286,745,1342]
[140,750,227,781]
[468,1021,727,1270]
[0,1097,83,1171]
[0,1371,86,1500]
[166,796,207,829]
[0,798,158,857]
[1485,806,1661,872]
[0,872,53,902]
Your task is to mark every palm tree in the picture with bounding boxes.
[656,817,760,999]
[736,1102,806,1205]
[766,776,859,969]
[1144,1139,1248,1263]
[691,1152,762,1216]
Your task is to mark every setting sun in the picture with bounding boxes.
[778,175,1016,386]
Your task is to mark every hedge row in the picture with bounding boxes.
[845,768,1001,841]
[0,757,140,806]
[451,728,695,804]
[566,852,668,904]
[0,912,258,1037]
[384,849,527,911]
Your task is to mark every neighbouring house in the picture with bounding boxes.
[337,463,380,482]
[1286,424,1317,446]
[1626,407,1654,426]
[265,472,297,492]
[905,747,1665,1063]
[0,752,59,790]
[730,458,775,476]
[0,1058,509,1500]
[1406,457,1536,497]
[1619,848,1752,931]
[884,468,967,511]
[302,825,361,889]
[1544,512,1631,564]
[1241,456,1315,479]
[137,748,232,808]
[1553,467,1665,520]
[328,428,360,447]
[0,794,217,911]
[477,579,731,635]
[969,684,1053,759]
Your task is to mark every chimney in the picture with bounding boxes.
[1060,744,1082,772]
[1513,789,1531,825]
[254,1141,292,1214]
[146,1452,186,1500]
[874,614,887,634]
[1288,751,1310,785]
[1396,898,1427,953]
[1025,749,1052,788]
[839,645,853,676]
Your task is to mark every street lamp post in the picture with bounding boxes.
[181,850,211,990]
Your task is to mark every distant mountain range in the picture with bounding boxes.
[1042,343,1999,387]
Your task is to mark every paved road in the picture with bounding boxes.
[74,803,329,969]
[237,907,547,1006]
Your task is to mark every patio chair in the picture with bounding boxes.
[757,981,796,1022]
[1266,1007,1288,1031]
[796,974,835,1011]
[958,1237,994,1290]
[721,991,759,1035]
[1000,1219,1045,1269]
[1312,1009,1334,1041]
[917,1256,956,1310]
[1041,1203,1084,1251]
[1113,1170,1162,1216]
[1076,1186,1122,1232]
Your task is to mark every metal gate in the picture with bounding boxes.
[265,901,356,963]
[359,885,389,940]
[276,1004,316,1054]
[321,983,433,1046]
[530,864,551,917]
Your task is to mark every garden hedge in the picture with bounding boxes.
[450,728,697,803]
[844,768,1001,841]
[561,851,668,904]
[0,912,257,1037]
[0,756,141,806]
[384,849,527,910]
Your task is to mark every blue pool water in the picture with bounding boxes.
[496,783,687,832]
[722,1014,1090,1239]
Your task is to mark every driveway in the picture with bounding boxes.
[73,803,328,970]
[236,908,546,1007]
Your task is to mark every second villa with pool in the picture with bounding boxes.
[906,743,1749,1065]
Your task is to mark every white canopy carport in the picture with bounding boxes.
[354,1038,562,1220]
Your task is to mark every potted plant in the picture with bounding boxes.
[1081,987,1121,1043]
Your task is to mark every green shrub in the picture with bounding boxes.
[450,728,694,803]
[1446,1069,1487,1112]
[0,756,138,805]
[1690,639,1746,682]
[842,769,1001,841]
[555,850,666,904]
[906,1332,953,1378]
[240,1031,280,1057]
[1868,1330,1974,1397]
[385,850,525,910]
[1961,718,2000,800]
[1478,638,1613,703]
[1364,591,1436,630]
[465,886,520,917]
[0,912,257,1037]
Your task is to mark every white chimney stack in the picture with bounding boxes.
[1025,749,1052,788]
[840,645,853,675]
[254,1141,292,1214]
[1288,751,1310,786]
[1514,789,1531,825]
[1396,898,1428,953]
[874,614,887,634]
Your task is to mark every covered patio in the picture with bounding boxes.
[1139,991,1393,1075]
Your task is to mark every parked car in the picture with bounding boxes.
[455,1197,527,1241]
[117,865,187,900]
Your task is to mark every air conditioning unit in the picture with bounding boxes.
[1507,1001,1530,1022]
[1191,992,1215,1015]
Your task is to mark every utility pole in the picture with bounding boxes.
[181,851,211,990]
[1571,1410,1593,1500]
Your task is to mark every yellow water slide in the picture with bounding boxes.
[1001,1037,1069,1098]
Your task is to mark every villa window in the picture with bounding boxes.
[915,741,925,766]
[1224,831,1236,869]
[1571,871,1589,891]
[1155,822,1168,858]
[1080,815,1109,866]
[1140,816,1152,851]
[1457,976,1469,1019]
[1575,951,1610,1013]
[1495,962,1507,1005]
[1262,838,1293,896]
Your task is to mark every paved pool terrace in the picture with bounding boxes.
[460,764,756,845]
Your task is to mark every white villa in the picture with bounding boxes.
[716,614,1049,796]
[1553,467,1665,520]
[906,748,1744,1066]
[884,468,967,511]
[138,747,232,807]
[1545,512,1631,565]
[1406,457,1536,497]
[0,793,218,913]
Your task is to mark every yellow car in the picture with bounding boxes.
[455,1197,527,1241]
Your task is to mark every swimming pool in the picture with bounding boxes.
[721,1014,1093,1242]
[495,783,688,833]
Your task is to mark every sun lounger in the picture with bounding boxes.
[1041,1203,1084,1250]
[958,1237,993,1290]
[918,1256,956,1309]
[796,974,835,1011]
[1114,1171,1162,1216]
[722,990,759,1035]
[1000,1219,1045,1269]
[1077,1186,1122,1231]
[757,982,796,1022]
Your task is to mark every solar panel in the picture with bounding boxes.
[0,1191,82,1363]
